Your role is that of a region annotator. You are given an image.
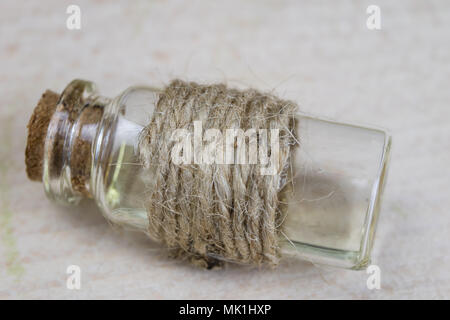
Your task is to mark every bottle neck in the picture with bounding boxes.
[43,80,110,205]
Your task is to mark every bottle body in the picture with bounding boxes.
[41,80,391,269]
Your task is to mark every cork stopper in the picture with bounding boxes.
[25,90,60,181]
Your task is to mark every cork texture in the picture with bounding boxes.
[70,105,103,197]
[25,90,59,181]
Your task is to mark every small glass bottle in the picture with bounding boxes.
[25,79,391,270]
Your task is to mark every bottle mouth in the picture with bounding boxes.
[25,79,104,205]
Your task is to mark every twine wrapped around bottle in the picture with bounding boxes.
[138,80,297,268]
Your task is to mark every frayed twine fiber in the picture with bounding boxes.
[139,80,297,269]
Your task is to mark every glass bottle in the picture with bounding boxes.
[27,79,391,270]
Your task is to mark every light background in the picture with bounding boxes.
[0,0,449,299]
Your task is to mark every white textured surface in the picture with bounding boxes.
[0,0,449,299]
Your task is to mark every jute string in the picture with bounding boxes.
[139,80,297,268]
